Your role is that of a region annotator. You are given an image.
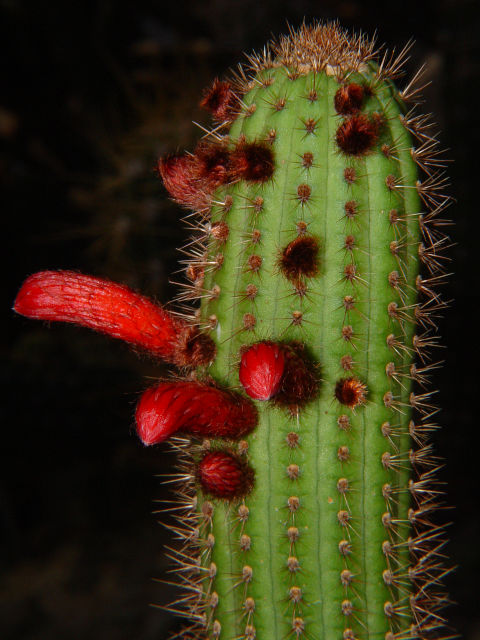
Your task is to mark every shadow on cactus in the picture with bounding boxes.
[14,20,454,640]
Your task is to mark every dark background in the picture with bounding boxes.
[1,1,478,638]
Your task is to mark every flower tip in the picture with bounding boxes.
[239,341,286,401]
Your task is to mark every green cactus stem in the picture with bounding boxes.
[165,22,452,640]
[13,20,452,640]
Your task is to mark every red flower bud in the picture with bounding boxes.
[239,341,285,400]
[157,154,204,209]
[158,141,230,211]
[14,271,215,367]
[239,341,318,409]
[197,451,254,499]
[135,381,258,445]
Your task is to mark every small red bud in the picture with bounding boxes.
[197,451,254,499]
[135,381,258,445]
[13,271,215,367]
[239,342,285,400]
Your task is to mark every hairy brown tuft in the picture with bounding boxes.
[200,78,240,122]
[336,114,380,156]
[279,236,319,281]
[230,141,275,182]
[174,327,217,368]
[274,342,319,409]
[194,141,231,185]
[334,83,364,114]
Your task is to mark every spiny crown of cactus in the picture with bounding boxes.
[14,21,452,640]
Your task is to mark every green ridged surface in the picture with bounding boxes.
[197,65,421,640]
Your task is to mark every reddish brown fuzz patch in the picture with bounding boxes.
[274,343,318,409]
[198,451,254,499]
[341,354,354,371]
[279,236,319,281]
[200,78,240,122]
[194,141,231,185]
[336,114,380,156]
[335,377,367,409]
[230,141,275,182]
[334,83,364,115]
[186,264,204,282]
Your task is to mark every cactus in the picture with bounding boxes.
[14,21,452,640]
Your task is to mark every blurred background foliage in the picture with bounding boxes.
[1,0,478,638]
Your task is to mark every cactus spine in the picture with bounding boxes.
[13,21,452,640]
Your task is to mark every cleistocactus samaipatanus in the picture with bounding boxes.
[14,22,453,640]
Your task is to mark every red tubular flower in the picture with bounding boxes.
[239,341,286,400]
[197,451,254,499]
[13,271,215,368]
[135,381,258,445]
